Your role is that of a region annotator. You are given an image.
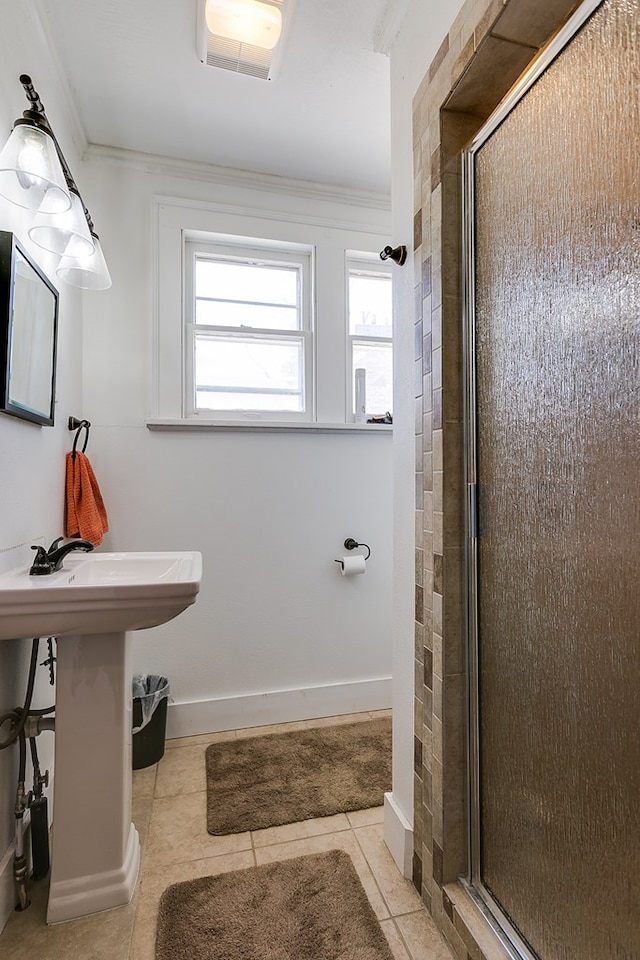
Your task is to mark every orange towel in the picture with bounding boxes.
[64,451,109,546]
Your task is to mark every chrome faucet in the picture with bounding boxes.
[29,537,95,575]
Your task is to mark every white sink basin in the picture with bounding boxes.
[0,548,203,923]
[0,550,202,640]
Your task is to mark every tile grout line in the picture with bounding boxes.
[351,821,396,926]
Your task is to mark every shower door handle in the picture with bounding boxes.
[467,483,478,539]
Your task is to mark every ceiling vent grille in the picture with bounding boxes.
[197,0,288,82]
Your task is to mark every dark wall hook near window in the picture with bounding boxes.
[379,244,407,266]
[343,538,371,561]
[68,416,90,458]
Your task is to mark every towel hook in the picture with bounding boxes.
[70,418,90,459]
[343,538,371,561]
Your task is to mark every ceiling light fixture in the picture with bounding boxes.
[0,75,111,290]
[205,0,282,50]
[198,0,291,81]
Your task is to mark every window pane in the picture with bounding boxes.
[352,341,393,416]
[195,299,298,330]
[195,259,298,307]
[348,274,392,337]
[195,335,304,412]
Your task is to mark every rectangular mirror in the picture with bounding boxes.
[0,231,58,426]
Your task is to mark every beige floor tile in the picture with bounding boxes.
[234,719,310,739]
[380,918,413,960]
[347,805,384,828]
[0,710,410,960]
[232,711,379,738]
[132,794,154,850]
[131,851,255,960]
[165,729,236,749]
[303,711,375,727]
[355,822,424,917]
[395,910,456,960]
[0,874,135,960]
[132,763,157,801]
[153,744,207,797]
[144,791,251,870]
[253,829,390,922]
[251,812,351,847]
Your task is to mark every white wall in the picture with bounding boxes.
[0,4,85,931]
[79,152,394,735]
[0,0,469,925]
[384,0,466,874]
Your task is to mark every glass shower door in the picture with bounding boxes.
[466,1,640,957]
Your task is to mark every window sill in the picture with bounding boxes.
[145,418,392,434]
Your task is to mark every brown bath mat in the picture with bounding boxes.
[205,717,391,834]
[155,849,394,960]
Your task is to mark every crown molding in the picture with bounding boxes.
[374,0,413,55]
[29,0,88,159]
[82,143,391,213]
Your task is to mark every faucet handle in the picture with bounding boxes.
[30,545,53,576]
[46,536,64,555]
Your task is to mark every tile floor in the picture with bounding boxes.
[0,711,454,960]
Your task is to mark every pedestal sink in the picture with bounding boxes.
[0,551,202,923]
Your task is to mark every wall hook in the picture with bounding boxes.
[380,244,407,266]
[68,416,90,431]
[343,538,371,560]
[68,417,90,458]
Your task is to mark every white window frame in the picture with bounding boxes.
[346,253,393,421]
[151,195,392,432]
[184,237,314,423]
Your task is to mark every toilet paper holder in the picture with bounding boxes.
[340,538,371,561]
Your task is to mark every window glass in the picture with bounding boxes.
[194,335,304,412]
[348,273,392,338]
[352,341,393,417]
[347,258,393,418]
[186,242,311,419]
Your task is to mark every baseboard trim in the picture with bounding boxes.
[166,677,392,739]
[383,791,413,878]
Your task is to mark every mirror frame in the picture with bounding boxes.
[0,230,59,426]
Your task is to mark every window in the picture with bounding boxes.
[184,239,312,421]
[154,196,393,430]
[347,256,393,419]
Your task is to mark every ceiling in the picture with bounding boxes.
[33,0,393,195]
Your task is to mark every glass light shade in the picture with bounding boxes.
[28,188,94,257]
[0,120,71,213]
[205,0,282,49]
[56,234,112,290]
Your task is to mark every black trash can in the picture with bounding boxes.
[132,675,170,769]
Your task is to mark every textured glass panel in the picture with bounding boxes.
[474,2,640,958]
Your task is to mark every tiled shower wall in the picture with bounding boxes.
[411,0,582,957]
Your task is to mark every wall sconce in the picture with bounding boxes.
[379,244,407,266]
[0,75,111,290]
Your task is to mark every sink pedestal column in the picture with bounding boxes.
[47,631,140,924]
